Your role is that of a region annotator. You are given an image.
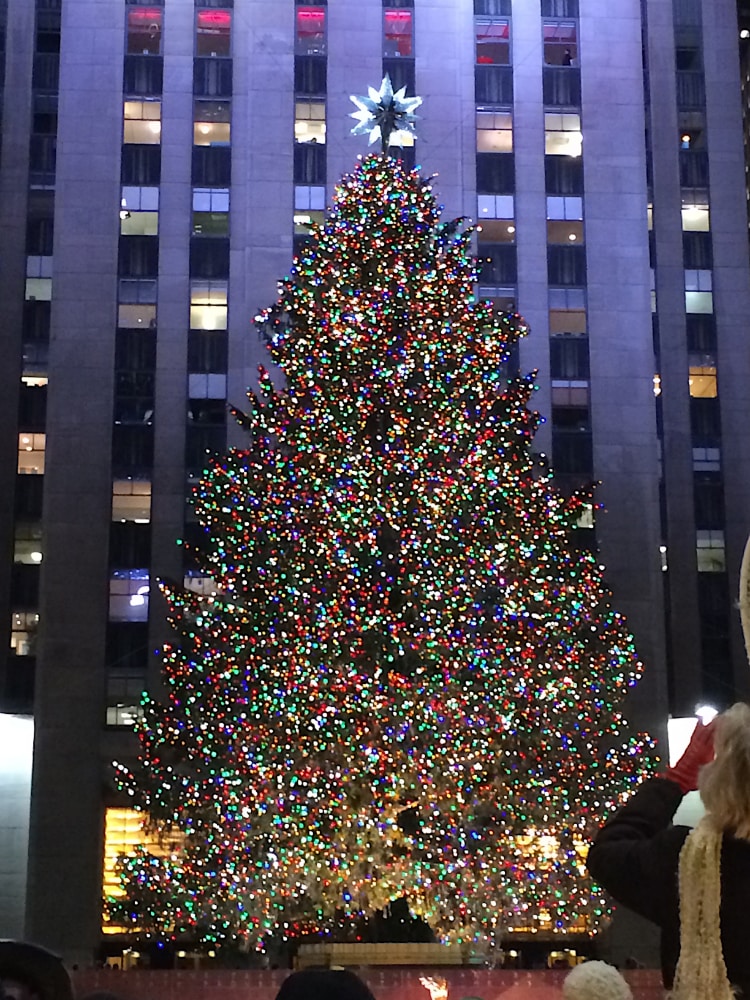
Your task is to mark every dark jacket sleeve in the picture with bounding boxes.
[586,776,690,926]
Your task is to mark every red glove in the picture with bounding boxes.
[665,718,717,793]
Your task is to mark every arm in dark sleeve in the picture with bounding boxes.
[586,776,688,925]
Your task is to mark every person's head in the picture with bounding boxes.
[274,970,376,1000]
[562,961,632,1000]
[699,702,750,838]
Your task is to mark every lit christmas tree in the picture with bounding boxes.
[111,84,654,952]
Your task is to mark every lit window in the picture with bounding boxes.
[546,196,582,221]
[685,291,713,314]
[121,186,159,213]
[123,100,161,144]
[10,612,39,656]
[384,9,413,58]
[547,220,584,244]
[18,433,45,475]
[551,382,588,406]
[693,447,720,471]
[682,205,709,231]
[647,204,653,230]
[295,100,326,144]
[543,20,577,66]
[126,7,162,56]
[545,113,582,156]
[475,18,510,65]
[118,303,157,328]
[105,675,145,728]
[112,480,152,522]
[294,185,326,211]
[476,110,512,152]
[548,288,585,310]
[121,211,159,236]
[103,807,183,931]
[296,6,327,56]
[192,212,229,237]
[192,187,229,213]
[576,503,594,529]
[689,365,717,398]
[477,195,514,220]
[685,269,712,292]
[190,280,227,330]
[194,100,231,146]
[478,219,516,244]
[25,278,52,302]
[109,570,150,621]
[184,574,217,595]
[294,209,324,235]
[14,522,42,565]
[196,9,232,57]
[696,531,725,573]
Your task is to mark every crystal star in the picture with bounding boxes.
[350,74,422,152]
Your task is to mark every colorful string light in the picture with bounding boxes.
[110,154,655,952]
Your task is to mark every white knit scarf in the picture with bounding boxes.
[670,817,736,1000]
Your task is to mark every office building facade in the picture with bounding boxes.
[0,0,748,963]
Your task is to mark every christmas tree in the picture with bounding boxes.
[111,90,653,952]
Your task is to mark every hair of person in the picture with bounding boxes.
[562,960,633,1000]
[699,702,750,839]
[273,969,376,1000]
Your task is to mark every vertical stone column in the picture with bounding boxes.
[25,0,124,964]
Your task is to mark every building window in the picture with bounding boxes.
[476,110,512,152]
[475,18,510,64]
[546,195,583,220]
[14,523,43,565]
[294,185,326,211]
[543,20,577,65]
[126,7,162,55]
[547,245,586,286]
[547,220,584,244]
[109,570,150,622]
[123,100,161,144]
[18,433,45,475]
[192,210,229,237]
[296,5,327,56]
[478,219,515,244]
[11,612,39,656]
[696,531,725,573]
[550,335,589,380]
[543,66,581,106]
[188,329,228,373]
[106,675,146,728]
[113,480,152,522]
[25,278,52,302]
[384,8,413,57]
[196,9,231,57]
[688,365,717,398]
[192,146,232,187]
[190,237,229,279]
[188,373,227,398]
[477,194,514,220]
[295,100,326,144]
[545,113,582,156]
[193,188,229,215]
[120,211,158,236]
[549,308,586,334]
[476,153,515,194]
[194,99,231,145]
[190,280,228,330]
[685,291,713,313]
[682,204,709,231]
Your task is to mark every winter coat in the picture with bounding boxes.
[586,775,750,997]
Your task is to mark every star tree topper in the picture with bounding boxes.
[350,74,422,153]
